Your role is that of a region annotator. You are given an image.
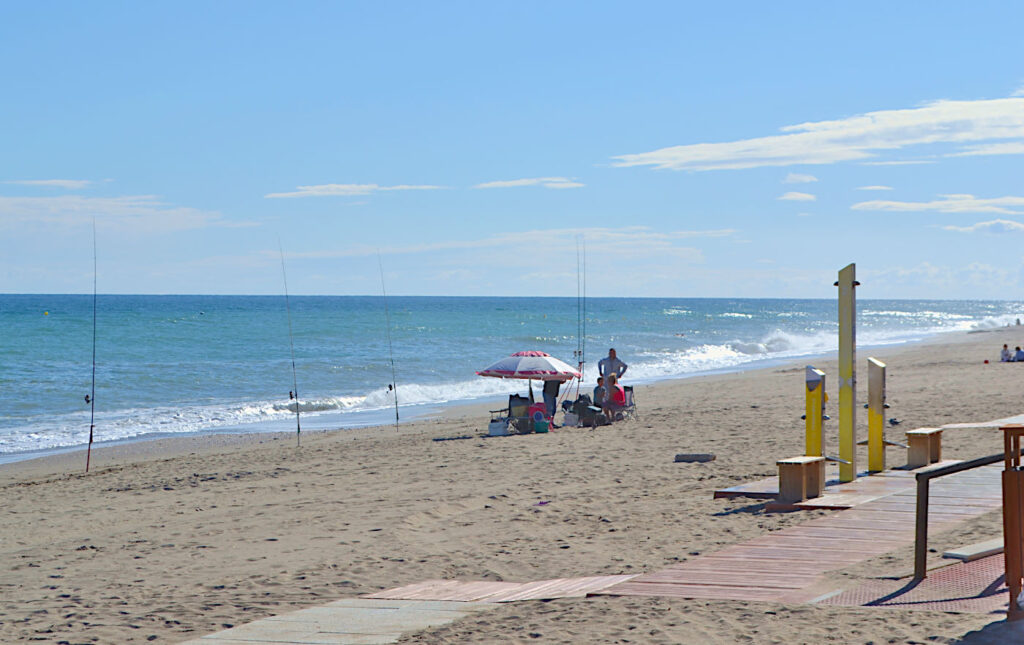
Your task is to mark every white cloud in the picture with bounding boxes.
[5,179,93,189]
[265,183,445,198]
[612,96,1024,171]
[857,185,893,191]
[779,191,816,202]
[862,262,1020,298]
[287,226,735,260]
[943,219,1024,233]
[783,173,818,183]
[473,177,585,189]
[859,160,936,166]
[947,142,1024,157]
[0,195,241,233]
[1013,86,1024,97]
[852,193,1024,215]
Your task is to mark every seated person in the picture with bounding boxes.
[593,377,606,406]
[602,373,626,420]
[1002,344,1012,362]
[1015,346,1024,362]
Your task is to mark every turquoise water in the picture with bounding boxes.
[1,295,1020,459]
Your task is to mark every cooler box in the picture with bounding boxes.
[488,419,510,436]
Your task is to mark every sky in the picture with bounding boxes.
[2,1,1023,298]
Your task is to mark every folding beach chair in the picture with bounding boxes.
[620,386,638,421]
[489,394,533,435]
[508,394,533,433]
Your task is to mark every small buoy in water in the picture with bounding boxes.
[44,311,48,316]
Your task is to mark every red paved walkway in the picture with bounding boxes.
[597,465,1003,603]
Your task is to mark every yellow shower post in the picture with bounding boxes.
[805,366,826,457]
[868,357,886,472]
[836,263,858,483]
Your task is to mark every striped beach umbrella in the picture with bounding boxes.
[476,351,581,382]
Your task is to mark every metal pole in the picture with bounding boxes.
[914,476,929,580]
[868,357,886,472]
[805,366,825,457]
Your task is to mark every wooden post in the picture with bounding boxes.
[1003,424,1024,620]
[867,358,886,472]
[805,366,825,457]
[836,264,858,482]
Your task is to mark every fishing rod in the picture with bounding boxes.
[377,253,400,431]
[279,242,301,447]
[574,236,583,399]
[85,220,97,473]
[581,235,587,387]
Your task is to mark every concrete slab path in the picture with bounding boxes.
[178,598,495,645]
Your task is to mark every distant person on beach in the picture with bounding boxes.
[602,373,626,420]
[1015,347,1024,362]
[542,379,561,419]
[1002,344,1013,362]
[598,348,628,380]
[593,377,606,406]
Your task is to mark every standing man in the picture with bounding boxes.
[542,379,561,419]
[598,348,628,380]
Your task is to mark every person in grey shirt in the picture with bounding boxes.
[598,348,628,379]
[593,376,606,405]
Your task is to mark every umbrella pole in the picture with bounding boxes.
[529,380,534,403]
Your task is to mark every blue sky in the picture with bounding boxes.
[2,1,1023,298]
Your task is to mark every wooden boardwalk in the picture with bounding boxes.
[597,465,1003,602]
[714,461,963,510]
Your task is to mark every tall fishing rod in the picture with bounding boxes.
[279,243,301,447]
[574,236,583,398]
[581,235,587,384]
[85,220,98,473]
[377,253,400,431]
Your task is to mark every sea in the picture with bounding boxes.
[1,295,1021,463]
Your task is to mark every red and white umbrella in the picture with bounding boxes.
[476,351,581,382]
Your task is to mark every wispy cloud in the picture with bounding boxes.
[283,226,735,261]
[0,195,243,233]
[943,219,1024,233]
[860,160,936,166]
[783,173,818,184]
[779,192,816,202]
[5,179,93,189]
[473,177,584,189]
[857,185,893,191]
[265,183,445,198]
[612,96,1024,171]
[947,142,1024,157]
[852,193,1024,215]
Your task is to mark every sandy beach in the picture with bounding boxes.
[4,328,1024,644]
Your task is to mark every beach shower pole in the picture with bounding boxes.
[867,358,887,472]
[805,367,826,457]
[836,263,858,483]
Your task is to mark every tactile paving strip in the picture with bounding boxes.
[818,554,1008,614]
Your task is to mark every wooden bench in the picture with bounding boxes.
[906,427,942,468]
[776,456,825,503]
